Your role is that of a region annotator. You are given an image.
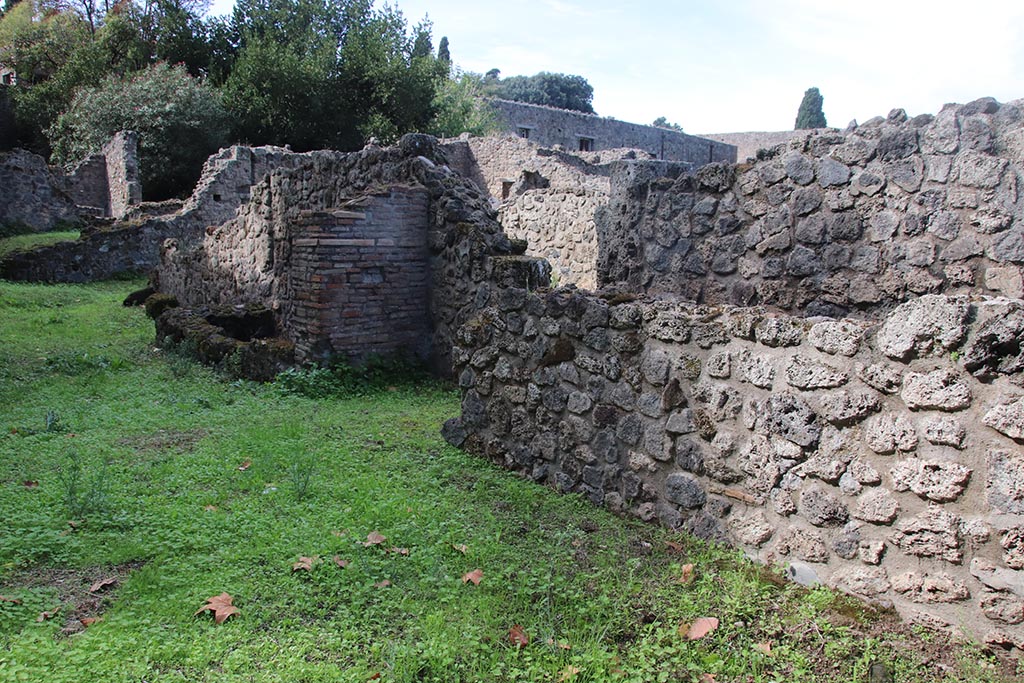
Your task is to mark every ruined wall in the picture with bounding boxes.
[700,129,828,164]
[64,155,110,214]
[444,288,1024,649]
[0,150,82,232]
[157,135,550,370]
[490,99,736,165]
[598,98,1024,317]
[101,131,141,219]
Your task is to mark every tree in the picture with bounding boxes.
[427,70,497,139]
[436,35,449,64]
[795,86,826,129]
[493,72,594,114]
[49,62,229,198]
[652,116,683,132]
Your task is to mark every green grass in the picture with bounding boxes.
[0,273,1019,682]
[0,231,80,260]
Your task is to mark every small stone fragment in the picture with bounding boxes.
[983,397,1024,441]
[832,566,891,597]
[858,539,886,565]
[730,511,774,547]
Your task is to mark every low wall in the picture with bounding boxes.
[443,288,1024,649]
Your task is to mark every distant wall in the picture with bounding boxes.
[490,99,736,165]
[701,129,828,164]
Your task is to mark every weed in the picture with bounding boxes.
[288,453,317,501]
[44,409,63,433]
[274,353,430,398]
[56,449,110,519]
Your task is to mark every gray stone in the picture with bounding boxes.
[890,459,971,502]
[838,472,862,495]
[664,472,706,509]
[886,157,924,192]
[737,435,782,499]
[956,150,1008,188]
[858,363,903,394]
[832,567,892,598]
[988,230,1024,264]
[987,449,1024,514]
[832,524,862,559]
[889,505,963,563]
[798,486,848,527]
[785,355,848,390]
[666,409,697,435]
[640,349,671,386]
[925,210,961,241]
[940,235,984,262]
[795,215,827,244]
[730,511,774,547]
[904,239,935,267]
[566,391,593,415]
[787,562,821,586]
[980,592,1024,625]
[705,351,731,378]
[875,295,970,361]
[848,458,882,486]
[785,244,823,276]
[616,413,643,445]
[808,320,863,357]
[791,185,822,215]
[970,558,1024,598]
[868,210,900,242]
[755,318,805,347]
[692,383,743,421]
[758,393,821,448]
[877,129,919,160]
[864,413,918,454]
[901,369,973,412]
[982,397,1024,441]
[783,152,815,185]
[852,171,885,196]
[854,489,899,525]
[817,157,851,186]
[827,211,863,242]
[739,352,776,389]
[636,393,663,418]
[818,390,881,426]
[777,527,830,562]
[891,572,970,603]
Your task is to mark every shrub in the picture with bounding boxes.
[48,62,229,199]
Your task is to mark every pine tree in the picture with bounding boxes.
[795,87,827,129]
[437,36,450,64]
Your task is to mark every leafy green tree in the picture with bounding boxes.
[494,71,594,114]
[49,62,229,198]
[652,116,683,131]
[795,86,827,129]
[427,70,497,139]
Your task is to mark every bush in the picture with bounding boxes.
[48,62,229,199]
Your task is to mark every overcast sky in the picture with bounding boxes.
[207,0,1024,135]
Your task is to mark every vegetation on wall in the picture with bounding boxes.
[488,70,596,114]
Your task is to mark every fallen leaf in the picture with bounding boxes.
[698,675,717,683]
[374,580,392,588]
[292,556,318,572]
[462,569,483,585]
[388,547,410,556]
[683,617,719,641]
[333,556,349,568]
[22,480,39,488]
[677,563,695,585]
[546,638,572,650]
[452,543,468,554]
[368,674,381,681]
[508,624,529,648]
[0,595,22,604]
[754,641,772,656]
[237,460,252,471]
[89,577,118,593]
[364,531,387,547]
[195,593,239,624]
[558,665,581,681]
[203,505,218,512]
[37,609,58,622]
[665,540,685,554]
[80,617,102,627]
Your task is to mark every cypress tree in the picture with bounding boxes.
[795,87,827,129]
[437,36,450,64]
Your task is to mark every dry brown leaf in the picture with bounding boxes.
[37,609,59,622]
[754,641,772,655]
[698,674,717,683]
[292,556,318,572]
[333,555,349,568]
[203,505,218,512]
[665,540,685,553]
[22,480,39,488]
[364,531,387,547]
[0,595,22,605]
[546,638,572,650]
[684,617,719,641]
[368,673,381,680]
[374,580,392,588]
[195,593,239,624]
[508,624,529,648]
[388,547,410,556]
[237,460,252,471]
[558,665,581,681]
[677,563,695,585]
[80,617,103,627]
[462,569,483,585]
[89,577,118,593]
[452,543,468,554]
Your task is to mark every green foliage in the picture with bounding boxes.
[436,35,449,64]
[273,353,431,398]
[57,448,110,518]
[48,62,229,198]
[494,71,595,114]
[795,86,827,130]
[652,116,683,132]
[426,70,499,139]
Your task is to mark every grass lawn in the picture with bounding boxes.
[0,272,1019,682]
[0,231,80,260]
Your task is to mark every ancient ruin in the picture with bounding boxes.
[3,95,1024,650]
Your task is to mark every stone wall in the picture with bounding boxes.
[597,98,1024,317]
[443,288,1024,649]
[157,135,550,370]
[101,131,141,219]
[0,150,82,232]
[64,155,109,213]
[700,129,829,164]
[489,99,737,165]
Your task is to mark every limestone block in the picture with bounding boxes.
[808,320,862,357]
[864,413,918,454]
[853,490,899,524]
[955,150,1008,188]
[832,566,892,598]
[986,449,1024,515]
[755,317,805,347]
[785,355,848,390]
[891,572,970,603]
[890,459,971,502]
[920,416,965,448]
[889,505,963,563]
[848,459,882,486]
[983,397,1024,440]
[980,592,1024,625]
[857,362,903,394]
[901,369,972,412]
[738,351,776,389]
[776,527,830,562]
[817,390,881,426]
[875,295,970,361]
[730,511,774,547]
[705,351,731,378]
[971,558,1024,598]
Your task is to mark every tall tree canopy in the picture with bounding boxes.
[795,86,827,129]
[492,71,594,114]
